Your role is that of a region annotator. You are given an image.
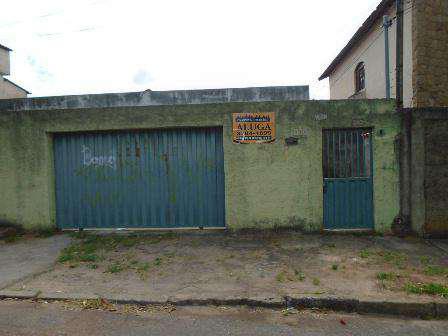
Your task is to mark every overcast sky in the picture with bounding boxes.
[1,0,381,99]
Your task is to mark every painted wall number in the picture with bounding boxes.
[315,113,327,121]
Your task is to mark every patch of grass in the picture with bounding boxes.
[112,235,141,248]
[58,250,75,263]
[312,278,320,286]
[58,243,101,264]
[137,262,150,272]
[164,252,175,259]
[121,237,139,248]
[35,228,57,238]
[379,251,408,268]
[276,271,287,283]
[419,256,432,266]
[294,269,305,281]
[4,235,21,244]
[424,265,448,277]
[271,240,281,248]
[159,231,177,240]
[106,263,125,274]
[377,272,398,281]
[61,233,177,275]
[79,253,100,262]
[59,241,96,264]
[331,264,339,271]
[136,261,151,279]
[58,234,148,265]
[276,269,307,283]
[190,240,200,247]
[83,234,142,250]
[405,282,448,297]
[69,231,88,239]
[359,249,372,259]
[295,246,304,252]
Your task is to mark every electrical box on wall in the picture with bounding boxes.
[285,137,299,145]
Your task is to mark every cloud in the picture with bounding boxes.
[4,0,382,98]
[27,56,53,82]
[133,70,153,86]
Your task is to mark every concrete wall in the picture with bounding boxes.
[408,1,448,236]
[412,0,448,107]
[328,4,413,107]
[0,86,309,111]
[424,119,448,235]
[0,48,10,76]
[0,95,399,233]
[411,109,448,236]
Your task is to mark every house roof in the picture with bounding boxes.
[4,78,31,94]
[319,0,394,80]
[0,44,12,52]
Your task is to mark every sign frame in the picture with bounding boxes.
[232,112,276,144]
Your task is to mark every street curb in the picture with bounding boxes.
[286,296,448,319]
[115,298,285,309]
[1,291,447,319]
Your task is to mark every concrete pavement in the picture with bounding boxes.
[0,299,447,336]
[1,232,447,318]
[0,235,71,290]
[7,233,448,303]
[429,239,448,254]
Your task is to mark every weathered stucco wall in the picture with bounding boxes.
[412,0,448,107]
[0,99,399,233]
[411,109,448,237]
[423,119,448,235]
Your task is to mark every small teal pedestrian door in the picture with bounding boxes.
[323,128,374,230]
[54,128,225,229]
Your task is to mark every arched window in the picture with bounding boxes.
[355,62,365,92]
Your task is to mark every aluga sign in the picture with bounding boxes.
[232,112,276,143]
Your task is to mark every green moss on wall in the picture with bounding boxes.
[0,99,399,232]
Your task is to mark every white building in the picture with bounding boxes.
[319,0,413,107]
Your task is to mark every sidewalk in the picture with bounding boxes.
[0,235,71,290]
[1,231,447,317]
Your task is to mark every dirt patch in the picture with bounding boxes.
[7,232,448,302]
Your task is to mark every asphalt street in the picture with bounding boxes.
[0,299,447,336]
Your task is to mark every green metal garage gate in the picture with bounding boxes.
[53,128,225,229]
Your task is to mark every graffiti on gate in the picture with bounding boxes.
[81,145,117,170]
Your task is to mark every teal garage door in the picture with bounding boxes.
[322,128,374,230]
[54,128,225,229]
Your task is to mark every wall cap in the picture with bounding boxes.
[0,86,310,112]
